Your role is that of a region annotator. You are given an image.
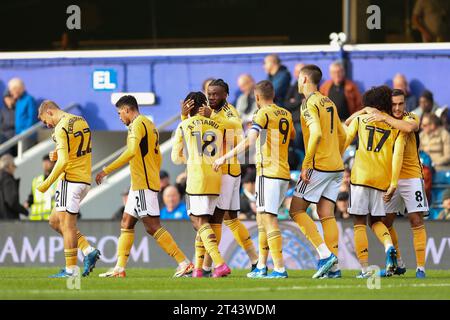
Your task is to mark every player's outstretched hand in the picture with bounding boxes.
[95,170,107,185]
[213,157,226,172]
[181,99,194,117]
[301,168,311,184]
[49,150,58,162]
[383,186,396,202]
[199,104,212,118]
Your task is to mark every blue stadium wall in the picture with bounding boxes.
[0,45,449,131]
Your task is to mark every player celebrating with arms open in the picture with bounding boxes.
[214,80,295,278]
[96,95,193,278]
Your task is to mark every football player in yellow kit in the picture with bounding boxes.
[181,79,258,277]
[344,86,406,278]
[347,89,428,278]
[172,91,231,278]
[289,65,347,279]
[96,95,193,278]
[214,80,295,278]
[37,100,100,278]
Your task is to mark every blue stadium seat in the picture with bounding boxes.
[431,187,447,205]
[428,207,443,220]
[433,170,450,185]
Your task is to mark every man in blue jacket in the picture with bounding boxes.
[8,78,37,150]
[263,54,291,106]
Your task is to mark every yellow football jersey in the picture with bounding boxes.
[54,112,92,184]
[104,115,161,191]
[251,104,295,180]
[399,112,423,179]
[300,91,346,171]
[172,115,225,195]
[346,113,406,191]
[211,103,243,177]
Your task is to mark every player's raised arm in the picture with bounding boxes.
[344,106,379,126]
[171,124,187,165]
[213,126,258,171]
[384,132,407,202]
[37,129,69,193]
[366,112,419,133]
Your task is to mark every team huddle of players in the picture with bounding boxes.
[36,64,428,279]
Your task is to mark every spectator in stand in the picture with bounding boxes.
[239,170,257,220]
[278,188,294,220]
[235,74,257,123]
[320,60,362,121]
[392,73,418,112]
[339,167,351,193]
[24,155,56,221]
[0,92,17,156]
[112,188,129,220]
[436,106,450,131]
[158,170,171,208]
[160,185,188,220]
[412,90,439,118]
[420,113,450,170]
[412,0,449,42]
[335,191,350,219]
[284,63,306,169]
[419,150,434,203]
[8,78,38,150]
[263,54,291,106]
[202,78,215,95]
[0,154,28,220]
[436,189,450,220]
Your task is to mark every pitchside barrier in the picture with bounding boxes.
[0,220,449,270]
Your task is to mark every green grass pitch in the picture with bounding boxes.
[1,268,449,300]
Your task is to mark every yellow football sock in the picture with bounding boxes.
[153,227,186,264]
[117,228,134,269]
[371,221,393,249]
[203,223,222,269]
[412,225,427,268]
[354,224,369,269]
[267,230,284,270]
[258,226,269,266]
[320,216,339,257]
[64,248,78,268]
[198,223,224,266]
[388,226,402,260]
[291,211,324,248]
[194,232,206,269]
[76,231,90,253]
[225,218,258,263]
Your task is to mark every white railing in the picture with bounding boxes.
[0,103,80,159]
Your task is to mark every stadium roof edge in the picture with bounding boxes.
[0,42,449,60]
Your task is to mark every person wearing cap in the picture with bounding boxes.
[24,155,57,221]
[0,154,28,220]
[436,189,450,220]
